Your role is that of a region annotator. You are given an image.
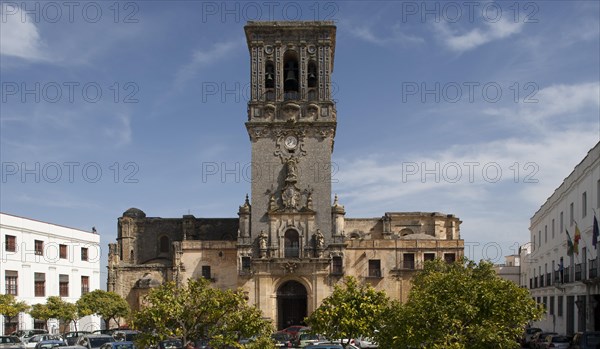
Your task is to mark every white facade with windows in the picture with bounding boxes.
[0,212,101,335]
[525,141,600,335]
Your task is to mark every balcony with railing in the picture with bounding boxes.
[284,247,300,258]
[575,264,582,281]
[284,91,299,100]
[590,258,598,279]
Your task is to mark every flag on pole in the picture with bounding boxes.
[593,215,599,249]
[566,229,574,256]
[574,224,582,255]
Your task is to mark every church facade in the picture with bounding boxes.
[107,21,464,329]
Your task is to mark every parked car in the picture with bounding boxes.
[296,333,327,348]
[0,336,25,349]
[157,339,182,349]
[34,340,67,349]
[354,336,377,349]
[522,328,542,347]
[271,332,293,348]
[25,335,62,349]
[63,332,92,346]
[98,341,136,349]
[90,332,114,337]
[570,331,600,348]
[531,332,558,349]
[111,331,139,343]
[192,339,211,349]
[304,343,344,349]
[11,332,48,343]
[540,335,570,349]
[75,335,115,349]
[282,326,309,340]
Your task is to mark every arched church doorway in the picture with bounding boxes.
[277,280,307,330]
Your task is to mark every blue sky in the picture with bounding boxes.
[1,1,599,286]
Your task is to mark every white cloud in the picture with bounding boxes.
[103,112,132,147]
[174,40,242,88]
[333,81,599,254]
[516,83,600,122]
[347,23,424,46]
[434,18,524,53]
[0,3,49,61]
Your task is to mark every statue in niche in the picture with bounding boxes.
[269,194,277,211]
[285,157,298,182]
[306,190,313,210]
[258,230,268,258]
[314,229,325,257]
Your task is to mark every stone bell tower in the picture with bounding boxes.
[243,21,337,260]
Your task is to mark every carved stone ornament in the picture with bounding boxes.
[281,183,301,211]
[306,105,318,119]
[281,261,298,274]
[318,127,335,139]
[250,127,270,141]
[281,104,300,121]
[263,105,275,120]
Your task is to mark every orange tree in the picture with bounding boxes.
[305,276,389,347]
[131,278,275,349]
[376,259,543,349]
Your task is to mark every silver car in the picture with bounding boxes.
[75,335,115,349]
[0,336,25,349]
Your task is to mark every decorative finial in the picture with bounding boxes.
[333,194,339,206]
[92,226,97,234]
[245,193,250,206]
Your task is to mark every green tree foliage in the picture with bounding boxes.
[305,276,389,346]
[29,303,52,330]
[0,294,30,325]
[76,290,130,328]
[376,259,544,349]
[45,296,80,331]
[131,278,275,349]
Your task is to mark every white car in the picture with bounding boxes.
[354,336,377,349]
[24,335,62,349]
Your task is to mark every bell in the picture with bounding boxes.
[265,72,274,81]
[308,71,316,80]
[285,70,297,83]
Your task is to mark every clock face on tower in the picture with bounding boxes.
[284,135,298,150]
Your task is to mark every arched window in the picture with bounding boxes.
[264,61,275,102]
[283,51,299,100]
[307,61,317,88]
[400,228,414,237]
[265,61,275,89]
[159,236,169,253]
[284,229,300,258]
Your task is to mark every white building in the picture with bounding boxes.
[0,213,101,335]
[526,141,600,335]
[493,254,520,284]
